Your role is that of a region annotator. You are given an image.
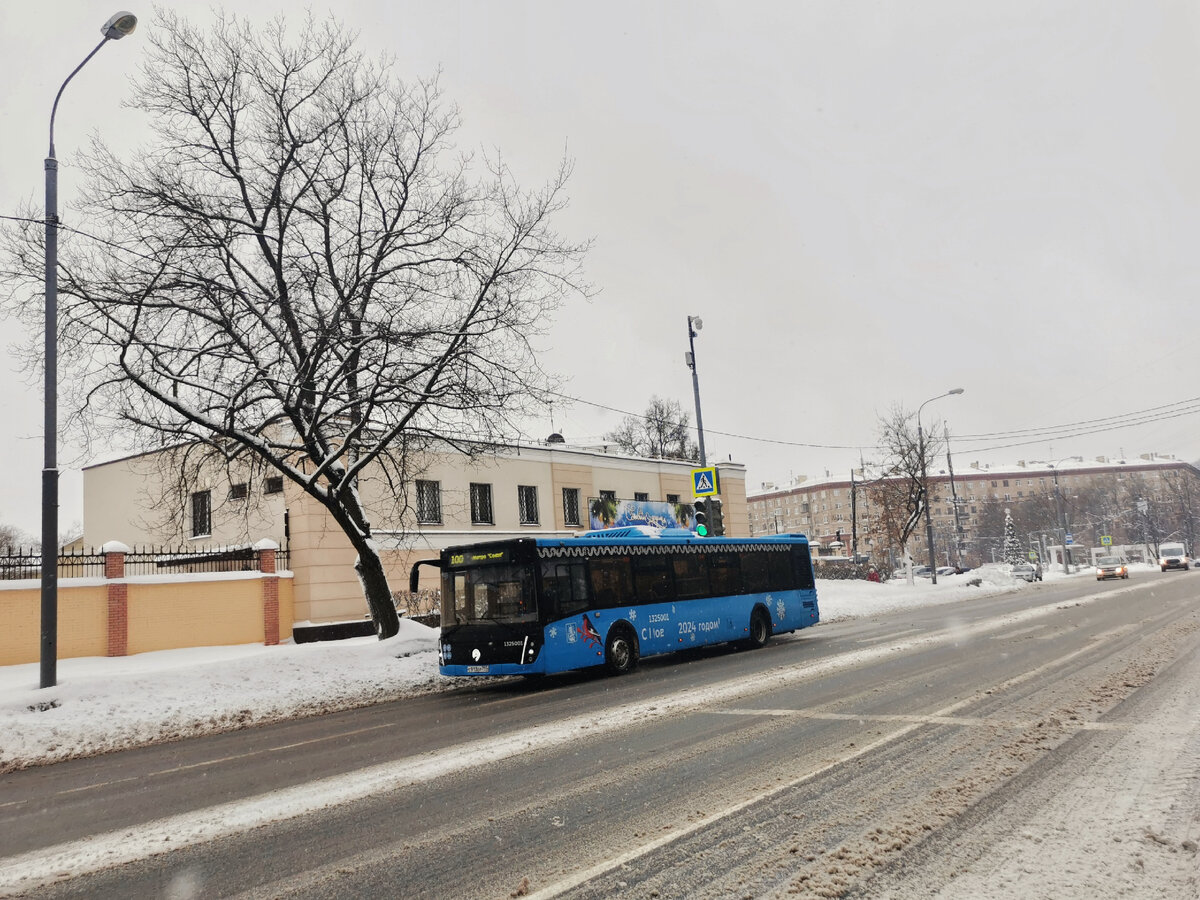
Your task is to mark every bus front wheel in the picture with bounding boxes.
[746,607,772,649]
[604,625,639,676]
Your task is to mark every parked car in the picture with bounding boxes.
[936,566,957,576]
[1012,561,1042,582]
[912,565,933,578]
[1096,556,1129,581]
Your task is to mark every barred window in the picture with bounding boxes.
[416,480,442,524]
[470,482,494,525]
[229,482,248,500]
[191,490,211,538]
[518,485,539,525]
[634,492,649,502]
[264,476,284,495]
[562,487,581,527]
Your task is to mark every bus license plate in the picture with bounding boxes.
[466,665,489,673]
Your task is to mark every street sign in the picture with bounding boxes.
[1100,535,1112,546]
[691,467,719,497]
[1065,533,1074,545]
[1028,551,1037,561]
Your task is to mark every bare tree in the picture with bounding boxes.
[1,11,588,638]
[866,406,943,557]
[605,396,699,461]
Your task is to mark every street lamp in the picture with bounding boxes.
[1046,458,1075,574]
[917,388,964,585]
[41,11,138,690]
[684,315,707,466]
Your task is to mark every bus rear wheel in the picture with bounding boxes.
[746,607,772,649]
[604,625,639,676]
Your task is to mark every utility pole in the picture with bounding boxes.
[945,424,963,568]
[685,316,706,466]
[850,468,858,562]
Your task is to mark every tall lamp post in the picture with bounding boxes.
[685,315,707,466]
[41,11,138,690]
[1047,458,1074,574]
[917,388,964,585]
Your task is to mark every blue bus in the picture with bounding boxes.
[410,526,819,677]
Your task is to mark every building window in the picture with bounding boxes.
[191,490,211,538]
[264,476,284,495]
[470,482,494,525]
[519,485,539,525]
[563,487,581,526]
[634,492,649,502]
[229,482,248,500]
[600,489,616,501]
[666,493,679,504]
[416,480,442,524]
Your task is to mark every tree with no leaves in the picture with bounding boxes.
[605,396,699,462]
[866,406,944,558]
[1,11,589,638]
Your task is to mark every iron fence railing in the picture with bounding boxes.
[0,546,106,580]
[0,544,288,579]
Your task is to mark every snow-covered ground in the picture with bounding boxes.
[0,563,1078,773]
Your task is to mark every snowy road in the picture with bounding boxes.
[2,572,1198,898]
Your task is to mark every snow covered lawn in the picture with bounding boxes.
[0,565,1077,773]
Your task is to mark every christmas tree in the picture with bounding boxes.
[1002,508,1025,566]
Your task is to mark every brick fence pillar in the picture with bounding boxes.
[255,540,280,646]
[102,541,131,657]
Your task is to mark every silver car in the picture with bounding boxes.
[1096,556,1129,581]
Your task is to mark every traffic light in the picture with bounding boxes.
[709,498,725,536]
[693,498,709,536]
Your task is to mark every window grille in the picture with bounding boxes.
[191,490,211,537]
[562,487,581,527]
[470,483,494,525]
[416,480,442,524]
[518,485,539,525]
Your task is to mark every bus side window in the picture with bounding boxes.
[741,551,769,593]
[672,552,710,600]
[791,547,815,590]
[709,552,741,597]
[767,550,794,591]
[542,561,590,617]
[633,553,674,603]
[590,556,633,608]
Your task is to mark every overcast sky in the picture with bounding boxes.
[3,1,1200,539]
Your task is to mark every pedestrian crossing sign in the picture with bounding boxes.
[692,467,719,497]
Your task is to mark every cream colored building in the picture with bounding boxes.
[83,441,748,625]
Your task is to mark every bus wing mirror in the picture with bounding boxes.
[410,558,443,594]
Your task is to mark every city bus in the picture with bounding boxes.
[409,526,819,677]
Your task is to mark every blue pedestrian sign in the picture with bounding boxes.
[1065,533,1074,545]
[691,467,719,497]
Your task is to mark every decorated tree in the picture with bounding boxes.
[1002,508,1025,566]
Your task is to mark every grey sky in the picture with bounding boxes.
[3,1,1199,537]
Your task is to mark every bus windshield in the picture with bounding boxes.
[441,563,538,626]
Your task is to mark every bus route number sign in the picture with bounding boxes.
[692,467,719,497]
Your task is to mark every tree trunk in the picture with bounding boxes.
[354,538,401,639]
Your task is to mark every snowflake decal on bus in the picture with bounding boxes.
[629,609,637,621]
[548,626,559,640]
[775,597,786,621]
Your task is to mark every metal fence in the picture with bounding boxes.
[0,546,106,580]
[0,544,289,579]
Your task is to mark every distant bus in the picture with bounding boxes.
[410,527,819,677]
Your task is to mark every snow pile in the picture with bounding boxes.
[0,573,1063,772]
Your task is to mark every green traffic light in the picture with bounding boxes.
[696,524,708,536]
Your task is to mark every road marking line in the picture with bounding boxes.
[0,584,1145,894]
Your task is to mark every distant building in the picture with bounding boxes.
[748,453,1200,566]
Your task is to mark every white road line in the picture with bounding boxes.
[0,584,1143,895]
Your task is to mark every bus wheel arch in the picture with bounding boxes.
[604,622,640,675]
[746,605,773,649]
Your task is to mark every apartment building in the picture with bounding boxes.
[748,453,1200,566]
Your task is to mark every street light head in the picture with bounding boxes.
[689,316,703,332]
[949,387,964,395]
[101,11,138,40]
